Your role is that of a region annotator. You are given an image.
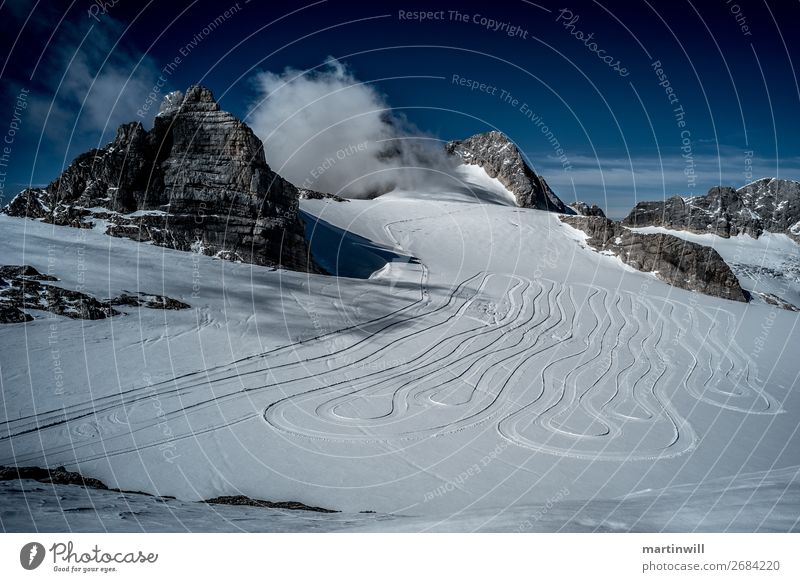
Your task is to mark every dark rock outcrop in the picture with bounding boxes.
[0,465,339,512]
[0,265,119,321]
[0,305,32,323]
[561,216,747,302]
[3,86,315,271]
[0,465,109,490]
[0,265,190,323]
[622,179,800,242]
[569,201,606,217]
[756,292,800,312]
[109,291,191,310]
[445,131,570,212]
[0,465,176,499]
[298,188,348,203]
[204,495,338,513]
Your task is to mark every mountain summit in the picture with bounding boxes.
[446,131,569,212]
[4,85,314,271]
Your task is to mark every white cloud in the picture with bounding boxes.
[247,58,457,197]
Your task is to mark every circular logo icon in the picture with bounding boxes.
[20,542,46,570]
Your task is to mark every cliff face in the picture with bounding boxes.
[445,131,570,212]
[621,179,800,242]
[561,215,747,302]
[4,86,314,272]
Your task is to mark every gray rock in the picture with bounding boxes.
[158,90,184,117]
[0,305,32,323]
[0,265,118,321]
[0,265,191,323]
[561,216,747,302]
[621,178,800,242]
[0,265,57,281]
[204,495,338,514]
[0,465,109,490]
[109,292,191,310]
[3,85,315,272]
[755,292,800,312]
[445,131,569,212]
[569,201,606,217]
[298,188,348,203]
[0,465,177,499]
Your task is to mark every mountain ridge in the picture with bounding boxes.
[622,177,800,242]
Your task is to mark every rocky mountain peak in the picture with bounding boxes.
[445,131,569,213]
[180,85,221,111]
[569,201,606,217]
[3,85,315,272]
[158,90,184,117]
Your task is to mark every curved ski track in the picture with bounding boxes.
[1,269,782,465]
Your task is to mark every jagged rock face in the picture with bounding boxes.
[158,90,184,117]
[569,201,606,217]
[445,131,569,212]
[561,216,747,302]
[737,178,800,240]
[3,85,314,272]
[621,179,800,242]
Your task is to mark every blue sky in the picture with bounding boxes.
[1,0,799,217]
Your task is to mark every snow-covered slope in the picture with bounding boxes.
[1,176,799,530]
[369,163,520,207]
[5,464,797,532]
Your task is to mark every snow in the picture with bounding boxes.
[4,464,797,532]
[452,164,518,206]
[378,163,517,207]
[300,209,418,279]
[1,194,800,531]
[127,209,168,217]
[85,206,119,214]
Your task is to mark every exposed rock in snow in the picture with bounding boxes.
[109,292,191,310]
[298,188,349,202]
[204,495,338,513]
[756,291,800,312]
[0,265,119,321]
[0,465,113,491]
[0,265,190,323]
[0,466,339,515]
[561,216,747,302]
[622,178,800,242]
[445,131,570,212]
[2,85,315,272]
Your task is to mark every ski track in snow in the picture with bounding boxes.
[0,268,781,466]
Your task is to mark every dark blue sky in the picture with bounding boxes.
[2,0,798,217]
